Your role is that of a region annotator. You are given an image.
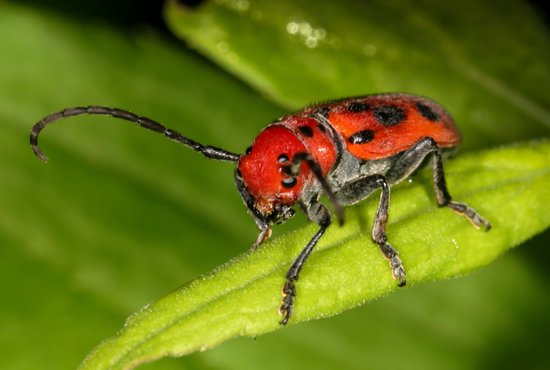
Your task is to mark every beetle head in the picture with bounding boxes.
[235,125,311,226]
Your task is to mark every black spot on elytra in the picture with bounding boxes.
[347,101,370,113]
[277,154,289,163]
[281,177,297,188]
[317,124,326,133]
[374,105,406,126]
[298,125,314,137]
[348,129,375,144]
[416,102,439,121]
[245,146,252,155]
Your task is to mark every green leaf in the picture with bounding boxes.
[166,0,550,149]
[3,1,550,370]
[80,140,550,369]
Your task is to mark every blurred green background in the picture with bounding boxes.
[1,0,549,369]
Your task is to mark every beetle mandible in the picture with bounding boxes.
[30,93,491,325]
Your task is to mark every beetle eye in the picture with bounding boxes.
[277,153,289,163]
[281,177,297,188]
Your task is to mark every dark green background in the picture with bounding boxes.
[1,1,549,369]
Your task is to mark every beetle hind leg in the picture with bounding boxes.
[387,137,491,230]
[429,141,491,231]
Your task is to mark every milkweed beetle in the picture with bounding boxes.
[30,93,491,325]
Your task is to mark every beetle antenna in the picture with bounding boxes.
[285,152,345,226]
[30,106,241,162]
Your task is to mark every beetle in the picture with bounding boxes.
[30,93,490,325]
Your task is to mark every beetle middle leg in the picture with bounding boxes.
[335,174,406,286]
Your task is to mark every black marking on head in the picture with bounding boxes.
[348,129,375,144]
[416,102,439,121]
[374,105,406,126]
[347,101,370,113]
[298,125,314,137]
[277,153,289,163]
[281,177,297,188]
[245,146,252,155]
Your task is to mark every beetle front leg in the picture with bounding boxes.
[250,226,272,251]
[280,202,331,325]
[335,174,406,286]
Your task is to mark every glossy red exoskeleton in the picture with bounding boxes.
[30,93,490,325]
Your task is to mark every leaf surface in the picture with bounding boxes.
[80,140,550,369]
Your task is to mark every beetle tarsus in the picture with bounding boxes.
[378,241,407,286]
[279,280,296,325]
[448,201,491,231]
[389,252,406,286]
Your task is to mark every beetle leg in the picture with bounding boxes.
[386,137,491,230]
[335,175,406,286]
[431,144,491,230]
[280,202,331,325]
[250,226,272,251]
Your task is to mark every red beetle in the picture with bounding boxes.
[30,93,490,325]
